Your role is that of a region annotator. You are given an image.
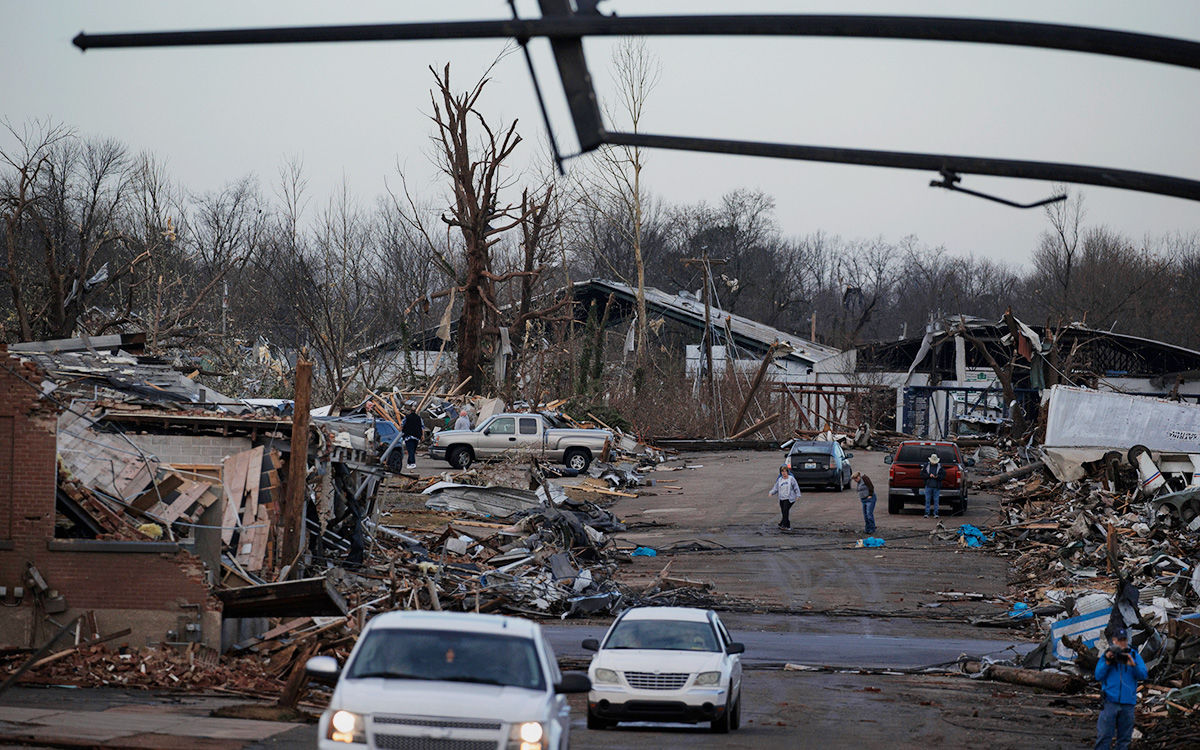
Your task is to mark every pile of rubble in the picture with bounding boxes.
[969,445,1200,735]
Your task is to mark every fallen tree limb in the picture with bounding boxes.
[975,460,1046,487]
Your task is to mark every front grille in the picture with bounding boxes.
[624,671,689,690]
[375,717,502,731]
[372,736,497,750]
[625,700,689,714]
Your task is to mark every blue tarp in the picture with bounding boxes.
[631,547,657,557]
[957,524,991,547]
[861,537,886,548]
[1008,602,1033,619]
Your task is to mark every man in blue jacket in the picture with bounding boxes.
[1093,627,1147,750]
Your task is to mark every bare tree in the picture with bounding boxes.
[1,122,150,341]
[575,37,661,378]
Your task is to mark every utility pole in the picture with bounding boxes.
[280,354,312,570]
[682,252,728,434]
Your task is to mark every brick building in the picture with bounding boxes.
[0,348,221,650]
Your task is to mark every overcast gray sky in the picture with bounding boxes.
[4,1,1198,264]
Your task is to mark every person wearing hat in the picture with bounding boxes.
[920,453,946,518]
[1094,626,1146,750]
[768,465,802,530]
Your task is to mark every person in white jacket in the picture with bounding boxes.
[769,465,802,529]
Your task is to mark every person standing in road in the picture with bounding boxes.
[769,465,801,529]
[852,471,876,535]
[1094,627,1147,750]
[401,404,425,470]
[454,408,472,431]
[920,453,945,519]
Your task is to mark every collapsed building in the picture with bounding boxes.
[0,337,385,652]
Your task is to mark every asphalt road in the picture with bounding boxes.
[544,624,1033,670]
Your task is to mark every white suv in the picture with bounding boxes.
[582,607,744,733]
[307,611,590,750]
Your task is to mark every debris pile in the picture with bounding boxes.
[971,440,1200,738]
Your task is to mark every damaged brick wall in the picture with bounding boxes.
[0,348,222,649]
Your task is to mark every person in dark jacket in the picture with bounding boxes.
[400,405,424,470]
[1094,627,1147,750]
[920,453,946,518]
[852,471,876,535]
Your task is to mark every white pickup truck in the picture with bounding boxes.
[429,412,611,471]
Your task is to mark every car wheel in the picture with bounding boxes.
[710,697,732,734]
[586,710,610,730]
[959,495,969,515]
[887,494,903,515]
[447,446,473,469]
[564,448,591,472]
[730,693,741,731]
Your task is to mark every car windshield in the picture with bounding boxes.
[896,445,959,463]
[345,628,545,690]
[604,620,720,652]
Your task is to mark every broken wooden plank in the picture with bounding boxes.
[216,577,348,618]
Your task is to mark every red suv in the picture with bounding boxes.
[884,440,974,515]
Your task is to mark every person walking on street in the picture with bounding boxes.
[853,471,877,535]
[769,465,801,529]
[1094,627,1147,750]
[921,453,946,518]
[400,405,425,470]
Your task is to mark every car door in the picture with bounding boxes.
[714,615,741,699]
[516,416,543,453]
[540,633,570,749]
[478,417,516,456]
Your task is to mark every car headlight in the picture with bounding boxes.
[593,668,619,684]
[328,710,365,744]
[507,721,544,750]
[694,671,722,686]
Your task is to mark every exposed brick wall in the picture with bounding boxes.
[0,349,221,648]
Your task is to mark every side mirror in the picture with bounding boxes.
[305,655,341,684]
[726,642,745,655]
[555,672,592,694]
[483,428,491,435]
[965,457,976,467]
[581,638,600,652]
[843,452,854,459]
[883,456,893,464]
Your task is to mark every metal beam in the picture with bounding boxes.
[604,132,1200,204]
[537,0,604,151]
[72,15,1200,73]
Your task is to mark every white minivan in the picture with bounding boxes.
[307,611,590,750]
[582,606,744,733]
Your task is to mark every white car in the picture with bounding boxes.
[306,611,590,750]
[582,607,744,733]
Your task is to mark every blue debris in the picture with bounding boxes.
[861,537,886,548]
[1008,602,1033,619]
[957,524,991,548]
[631,546,657,557]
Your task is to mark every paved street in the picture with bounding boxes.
[0,447,1096,748]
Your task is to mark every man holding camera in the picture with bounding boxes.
[1093,627,1147,750]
